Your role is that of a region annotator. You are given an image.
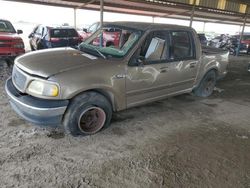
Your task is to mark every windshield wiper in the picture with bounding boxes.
[94,48,107,59]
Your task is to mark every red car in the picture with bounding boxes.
[80,22,121,47]
[241,35,250,54]
[0,19,25,63]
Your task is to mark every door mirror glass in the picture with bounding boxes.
[17,29,23,34]
[137,56,145,66]
[28,33,34,38]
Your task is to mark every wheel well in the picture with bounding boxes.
[194,68,218,90]
[207,68,218,78]
[72,89,116,112]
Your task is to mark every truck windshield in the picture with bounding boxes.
[0,20,16,33]
[79,26,142,58]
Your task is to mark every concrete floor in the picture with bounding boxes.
[0,55,250,187]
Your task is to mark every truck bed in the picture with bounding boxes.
[202,46,228,55]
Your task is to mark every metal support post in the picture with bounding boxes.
[237,6,248,56]
[189,0,196,27]
[74,8,77,29]
[100,0,104,28]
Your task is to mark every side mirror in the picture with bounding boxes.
[137,56,145,66]
[17,30,23,34]
[83,28,88,33]
[28,33,34,38]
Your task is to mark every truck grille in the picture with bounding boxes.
[0,39,12,48]
[0,39,12,43]
[0,44,11,48]
[12,65,28,93]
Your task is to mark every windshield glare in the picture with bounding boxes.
[0,20,16,33]
[79,27,141,58]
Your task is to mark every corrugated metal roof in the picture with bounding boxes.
[4,0,250,26]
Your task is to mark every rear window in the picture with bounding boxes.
[50,28,78,38]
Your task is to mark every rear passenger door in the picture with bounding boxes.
[168,30,198,91]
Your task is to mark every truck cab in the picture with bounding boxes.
[5,22,228,136]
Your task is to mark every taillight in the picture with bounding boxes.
[13,43,24,49]
[13,39,24,49]
[50,38,60,42]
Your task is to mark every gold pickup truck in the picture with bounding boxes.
[5,22,229,136]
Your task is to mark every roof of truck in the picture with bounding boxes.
[104,22,192,31]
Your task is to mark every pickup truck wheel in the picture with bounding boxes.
[194,70,216,97]
[63,92,112,136]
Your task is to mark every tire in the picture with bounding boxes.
[30,43,35,51]
[37,42,44,50]
[193,70,216,97]
[63,92,112,136]
[5,58,14,67]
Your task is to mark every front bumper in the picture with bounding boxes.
[5,78,69,127]
[0,50,25,63]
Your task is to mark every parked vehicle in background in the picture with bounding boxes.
[209,34,250,55]
[29,25,82,50]
[79,22,121,47]
[225,36,238,55]
[0,19,25,63]
[237,35,250,54]
[197,33,208,46]
[208,34,229,48]
[79,22,104,40]
[6,22,229,136]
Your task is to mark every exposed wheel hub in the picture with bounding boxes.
[78,107,106,134]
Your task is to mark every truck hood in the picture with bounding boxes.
[15,47,101,78]
[0,32,22,40]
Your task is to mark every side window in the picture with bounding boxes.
[35,26,43,35]
[170,31,194,60]
[140,31,168,62]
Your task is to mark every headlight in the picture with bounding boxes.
[27,80,59,97]
[13,43,24,49]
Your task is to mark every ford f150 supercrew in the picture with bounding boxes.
[5,22,228,136]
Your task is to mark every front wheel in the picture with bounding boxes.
[63,92,112,136]
[193,70,216,97]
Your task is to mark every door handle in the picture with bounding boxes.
[160,66,168,70]
[189,62,197,68]
[114,74,126,79]
[160,67,169,73]
[160,69,167,73]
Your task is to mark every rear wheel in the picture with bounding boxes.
[37,42,44,50]
[30,43,35,51]
[63,92,112,136]
[193,70,216,97]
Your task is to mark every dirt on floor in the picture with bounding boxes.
[0,55,250,188]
